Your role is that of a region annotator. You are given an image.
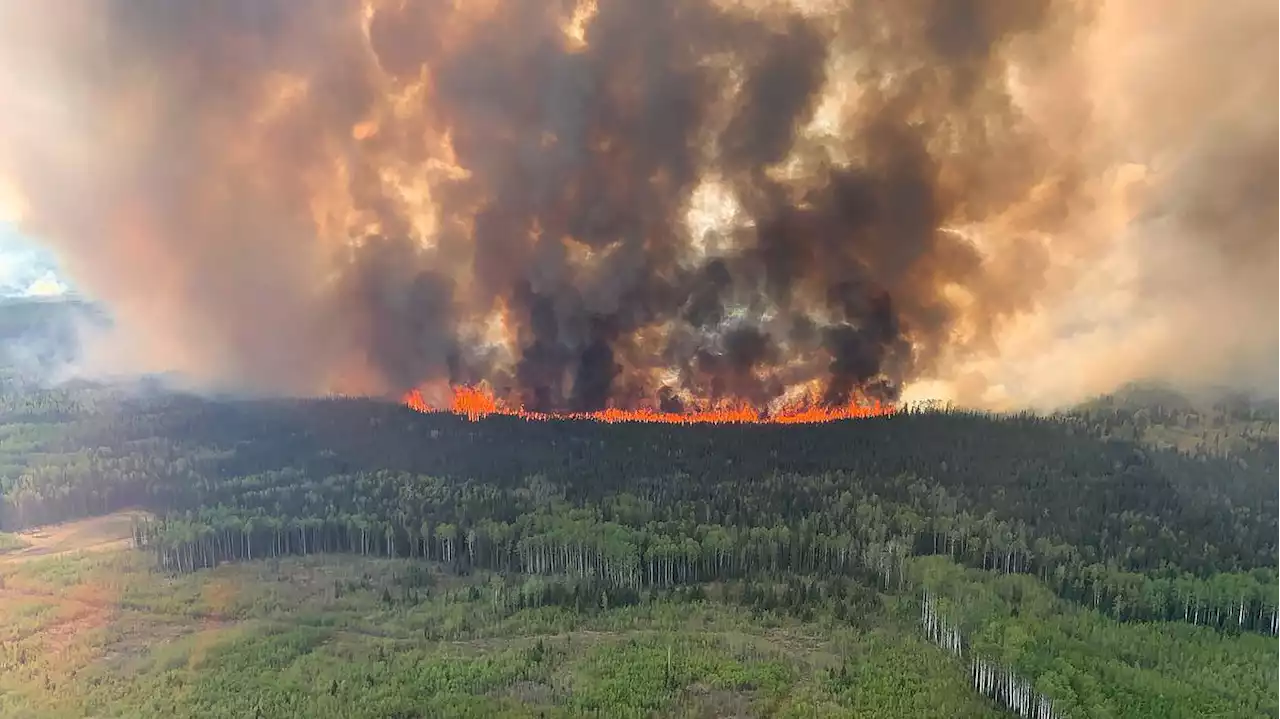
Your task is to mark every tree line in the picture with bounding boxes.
[2,385,1277,636]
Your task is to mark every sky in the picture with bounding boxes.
[0,222,72,299]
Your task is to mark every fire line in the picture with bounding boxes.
[401,385,895,424]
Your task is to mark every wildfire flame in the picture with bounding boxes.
[401,385,895,424]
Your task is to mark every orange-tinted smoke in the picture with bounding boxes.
[0,0,1274,411]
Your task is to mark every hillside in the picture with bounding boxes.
[0,378,1276,718]
[0,296,109,385]
[1073,381,1277,455]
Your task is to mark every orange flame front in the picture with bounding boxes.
[401,385,895,424]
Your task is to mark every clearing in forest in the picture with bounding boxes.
[0,511,146,565]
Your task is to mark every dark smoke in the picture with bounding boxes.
[0,0,1271,411]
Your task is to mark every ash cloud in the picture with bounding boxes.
[0,0,1273,412]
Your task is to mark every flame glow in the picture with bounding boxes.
[0,0,1272,410]
[402,384,894,424]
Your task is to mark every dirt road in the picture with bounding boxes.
[0,511,147,565]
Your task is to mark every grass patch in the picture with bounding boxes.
[0,548,1273,718]
[0,550,994,718]
[0,531,30,554]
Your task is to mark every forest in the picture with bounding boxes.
[0,297,1275,717]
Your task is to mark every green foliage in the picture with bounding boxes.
[2,553,1019,718]
[0,530,28,554]
[909,556,1278,718]
[824,630,999,718]
[0,375,1275,717]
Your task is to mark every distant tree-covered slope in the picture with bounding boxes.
[0,297,110,383]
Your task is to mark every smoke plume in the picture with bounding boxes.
[0,0,1274,411]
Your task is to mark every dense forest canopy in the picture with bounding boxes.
[0,297,1275,718]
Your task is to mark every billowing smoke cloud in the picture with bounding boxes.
[912,0,1279,409]
[0,0,1273,412]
